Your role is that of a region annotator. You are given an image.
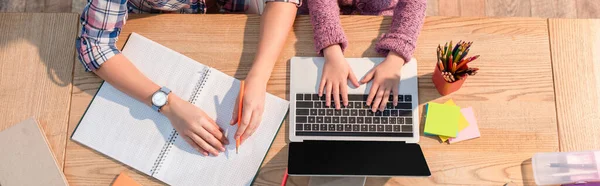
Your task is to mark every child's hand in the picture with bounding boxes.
[320,45,361,109]
[162,95,228,156]
[360,51,405,112]
[230,75,267,144]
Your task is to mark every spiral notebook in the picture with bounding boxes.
[71,33,289,186]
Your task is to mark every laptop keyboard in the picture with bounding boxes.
[294,94,414,137]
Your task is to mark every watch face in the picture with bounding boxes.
[152,91,168,107]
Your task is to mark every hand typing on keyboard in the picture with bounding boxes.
[319,45,360,109]
[360,51,405,112]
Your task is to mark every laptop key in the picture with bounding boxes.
[377,125,384,131]
[398,95,404,102]
[393,125,401,132]
[395,103,411,110]
[308,116,315,123]
[296,116,307,123]
[348,94,363,101]
[375,111,383,116]
[381,118,388,124]
[397,118,404,124]
[347,102,354,108]
[304,94,312,100]
[332,117,340,123]
[314,102,322,108]
[348,117,356,124]
[296,124,303,131]
[334,110,342,116]
[304,124,311,131]
[296,94,303,100]
[318,109,326,115]
[296,109,309,115]
[324,117,331,123]
[383,110,390,116]
[353,125,360,131]
[390,118,396,124]
[356,117,364,124]
[320,124,327,131]
[359,110,366,116]
[336,124,344,131]
[398,110,412,116]
[322,102,328,108]
[365,117,372,124]
[369,125,376,131]
[385,125,392,131]
[354,102,362,109]
[344,124,352,131]
[329,124,336,131]
[405,95,412,102]
[312,94,320,101]
[312,124,319,130]
[341,117,348,123]
[405,118,413,124]
[361,125,369,131]
[386,103,393,109]
[373,118,380,124]
[342,110,350,116]
[310,109,318,115]
[402,125,412,132]
[367,110,375,116]
[391,110,398,116]
[316,117,324,123]
[326,109,334,115]
[296,102,313,108]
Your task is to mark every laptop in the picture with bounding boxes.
[287,57,431,177]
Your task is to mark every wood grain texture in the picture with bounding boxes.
[576,0,600,18]
[0,0,25,12]
[459,0,485,16]
[530,0,577,18]
[485,0,531,17]
[25,0,44,12]
[44,0,72,12]
[64,15,557,185]
[438,0,460,16]
[549,19,600,152]
[426,0,438,16]
[0,13,78,169]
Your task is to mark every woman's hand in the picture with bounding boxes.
[162,95,228,156]
[319,45,360,109]
[230,72,267,144]
[361,51,405,112]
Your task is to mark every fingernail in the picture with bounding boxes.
[220,147,226,152]
[203,152,208,156]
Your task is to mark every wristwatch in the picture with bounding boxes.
[151,86,171,112]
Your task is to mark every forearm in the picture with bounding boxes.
[94,54,160,107]
[308,0,347,55]
[248,2,297,84]
[375,0,426,61]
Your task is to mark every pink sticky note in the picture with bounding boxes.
[449,107,480,143]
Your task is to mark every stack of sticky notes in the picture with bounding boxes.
[424,99,480,144]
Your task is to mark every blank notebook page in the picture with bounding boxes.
[72,33,207,175]
[154,69,289,186]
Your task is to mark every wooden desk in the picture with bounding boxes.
[549,19,600,152]
[63,15,557,185]
[0,13,78,169]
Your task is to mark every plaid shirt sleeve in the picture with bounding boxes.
[76,0,128,72]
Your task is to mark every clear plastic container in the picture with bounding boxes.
[533,151,600,185]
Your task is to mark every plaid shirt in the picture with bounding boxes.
[76,0,300,71]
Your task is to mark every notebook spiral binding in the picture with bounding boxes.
[149,66,211,176]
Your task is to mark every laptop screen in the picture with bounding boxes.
[288,141,431,176]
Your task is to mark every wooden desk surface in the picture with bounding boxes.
[63,15,558,185]
[549,19,600,152]
[0,13,78,169]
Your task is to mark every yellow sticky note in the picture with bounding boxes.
[439,99,470,142]
[424,102,460,137]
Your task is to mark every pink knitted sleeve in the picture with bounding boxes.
[308,0,348,56]
[375,0,426,62]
